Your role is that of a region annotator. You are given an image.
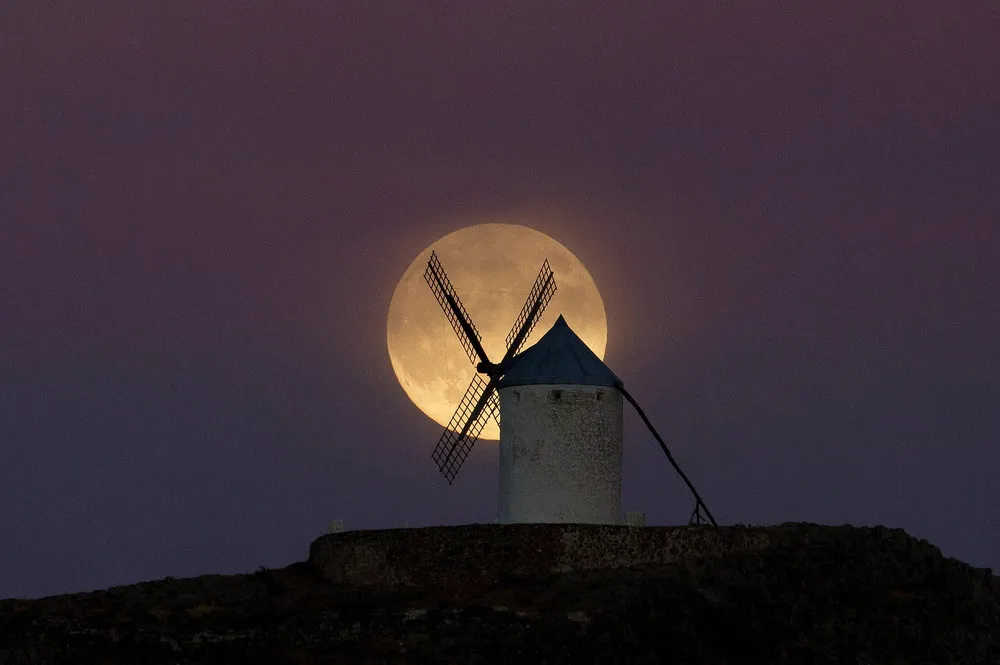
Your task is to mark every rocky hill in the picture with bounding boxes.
[1,523,997,664]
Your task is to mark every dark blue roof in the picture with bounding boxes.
[498,315,623,389]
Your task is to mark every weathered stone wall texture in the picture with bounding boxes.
[498,384,623,524]
[306,523,863,589]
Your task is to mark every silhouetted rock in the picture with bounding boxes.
[1,523,997,664]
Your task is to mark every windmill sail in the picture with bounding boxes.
[432,374,500,483]
[504,259,556,357]
[424,251,490,366]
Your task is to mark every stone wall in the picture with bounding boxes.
[498,384,623,524]
[307,522,926,590]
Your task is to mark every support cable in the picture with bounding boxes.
[620,387,719,527]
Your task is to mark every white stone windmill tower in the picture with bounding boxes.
[495,315,624,524]
[423,250,716,526]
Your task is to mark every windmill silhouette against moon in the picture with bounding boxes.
[386,223,607,441]
[421,244,718,526]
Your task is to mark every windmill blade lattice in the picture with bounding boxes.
[432,374,501,483]
[423,251,488,366]
[504,260,556,357]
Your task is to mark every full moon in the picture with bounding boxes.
[387,223,608,440]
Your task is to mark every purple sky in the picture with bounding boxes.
[2,2,998,599]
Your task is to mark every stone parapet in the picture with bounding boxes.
[307,522,931,590]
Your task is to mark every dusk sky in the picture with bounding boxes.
[2,3,998,599]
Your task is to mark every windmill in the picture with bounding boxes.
[423,250,556,483]
[423,250,717,526]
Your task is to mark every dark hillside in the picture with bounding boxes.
[1,523,997,664]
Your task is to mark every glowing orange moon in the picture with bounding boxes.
[386,223,608,440]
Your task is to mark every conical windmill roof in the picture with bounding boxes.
[498,315,623,389]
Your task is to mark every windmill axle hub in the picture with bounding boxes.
[476,361,504,377]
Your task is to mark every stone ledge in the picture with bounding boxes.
[307,522,931,590]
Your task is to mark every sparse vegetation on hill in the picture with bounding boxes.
[0,523,997,664]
